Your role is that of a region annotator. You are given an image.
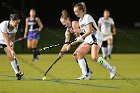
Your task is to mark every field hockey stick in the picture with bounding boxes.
[42,49,67,80]
[14,33,37,43]
[43,57,61,77]
[39,40,76,52]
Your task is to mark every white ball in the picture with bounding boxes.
[42,76,47,80]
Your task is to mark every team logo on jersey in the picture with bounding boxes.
[7,33,13,38]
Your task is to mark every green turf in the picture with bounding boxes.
[0,54,140,93]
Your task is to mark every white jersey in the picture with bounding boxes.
[98,17,114,35]
[79,14,102,47]
[79,14,99,34]
[0,21,18,44]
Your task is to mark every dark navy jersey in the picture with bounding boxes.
[28,17,38,31]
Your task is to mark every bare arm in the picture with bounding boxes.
[36,17,43,32]
[10,33,16,48]
[58,30,70,57]
[60,30,70,52]
[2,32,13,51]
[112,24,116,35]
[70,21,80,46]
[24,18,28,37]
[72,21,80,37]
[81,23,93,39]
[98,23,101,32]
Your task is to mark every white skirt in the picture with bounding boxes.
[102,34,113,41]
[84,31,103,47]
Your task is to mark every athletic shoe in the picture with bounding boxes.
[32,58,38,62]
[76,75,90,80]
[108,55,111,59]
[104,56,107,60]
[16,72,24,80]
[37,50,40,55]
[87,69,93,79]
[109,66,116,79]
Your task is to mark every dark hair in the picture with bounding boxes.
[10,13,20,20]
[74,2,86,14]
[60,10,70,20]
[30,8,36,12]
[104,9,110,13]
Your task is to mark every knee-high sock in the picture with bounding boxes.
[77,58,88,76]
[11,59,20,74]
[101,47,107,58]
[31,48,37,59]
[84,58,90,73]
[107,45,113,56]
[97,57,112,71]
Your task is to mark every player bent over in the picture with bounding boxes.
[0,14,24,80]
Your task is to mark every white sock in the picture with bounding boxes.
[78,58,88,76]
[101,47,107,58]
[107,45,113,55]
[11,60,19,74]
[97,57,112,71]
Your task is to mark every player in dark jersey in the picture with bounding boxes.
[24,8,43,61]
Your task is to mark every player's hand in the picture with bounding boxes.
[58,51,64,58]
[36,31,40,35]
[24,34,27,38]
[66,44,72,51]
[76,36,84,42]
[10,42,14,48]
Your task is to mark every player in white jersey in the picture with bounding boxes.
[59,10,93,79]
[0,14,24,80]
[72,2,116,80]
[98,9,116,59]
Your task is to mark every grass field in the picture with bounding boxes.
[0,54,140,93]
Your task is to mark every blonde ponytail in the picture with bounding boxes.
[62,10,68,16]
[80,2,86,13]
[60,10,70,19]
[74,2,87,14]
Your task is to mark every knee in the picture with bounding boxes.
[72,54,77,60]
[8,56,14,61]
[28,47,31,49]
[27,45,31,49]
[92,56,98,62]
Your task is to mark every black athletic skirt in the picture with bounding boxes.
[0,44,7,48]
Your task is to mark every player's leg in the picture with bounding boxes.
[27,31,36,61]
[91,44,116,79]
[75,43,92,80]
[107,38,113,59]
[27,39,35,61]
[31,39,38,61]
[34,39,40,58]
[73,50,92,79]
[101,41,108,59]
[73,44,92,73]
[31,32,40,61]
[4,47,24,80]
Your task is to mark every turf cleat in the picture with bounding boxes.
[87,69,93,79]
[108,55,111,59]
[104,56,107,60]
[16,72,24,80]
[109,66,116,79]
[32,58,38,62]
[76,75,91,80]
